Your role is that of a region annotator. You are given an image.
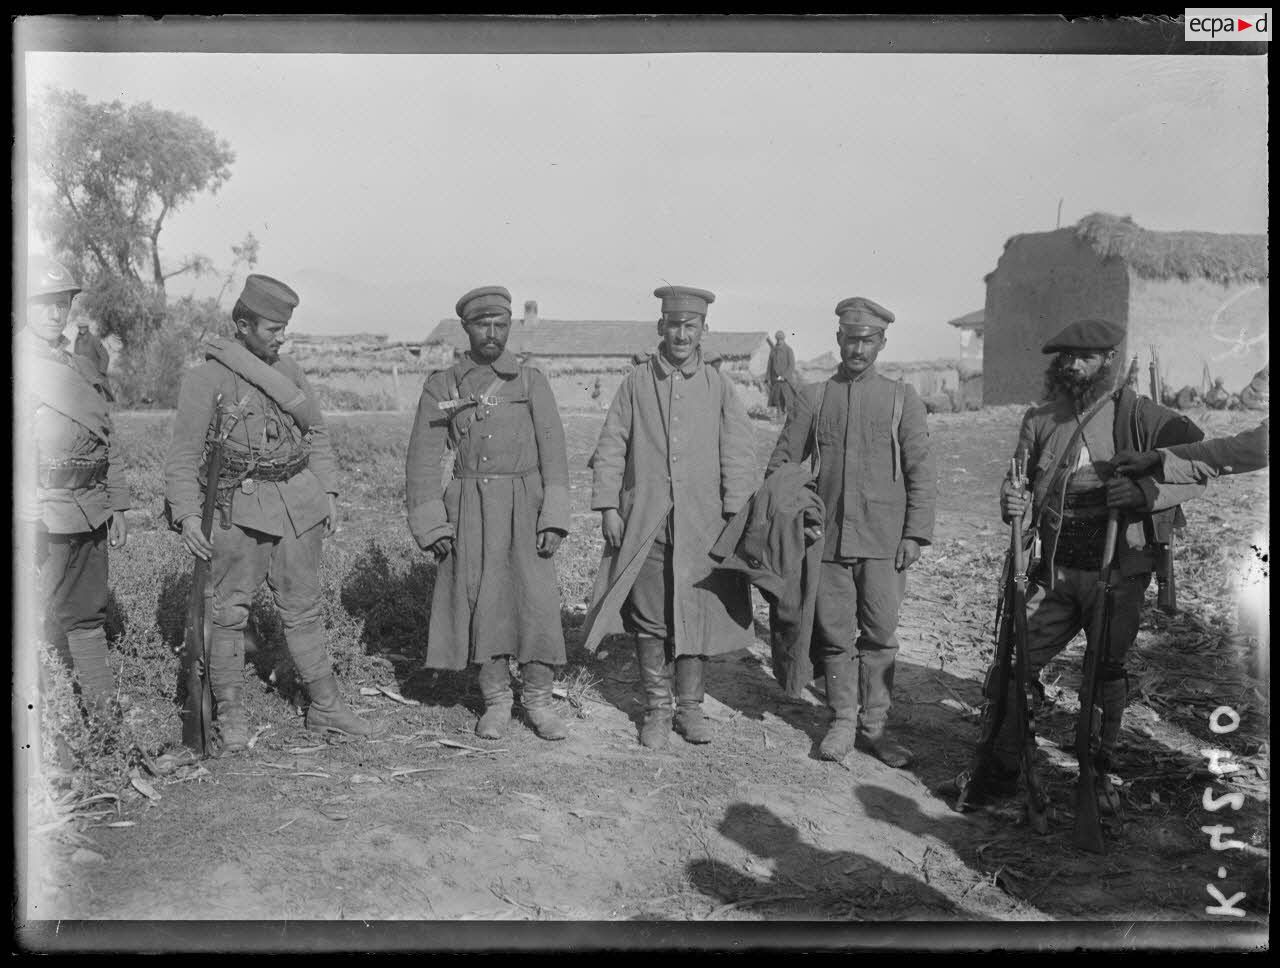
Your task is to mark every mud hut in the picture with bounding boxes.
[946,308,985,410]
[983,213,1269,405]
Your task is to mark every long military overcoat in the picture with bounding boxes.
[582,350,757,656]
[406,351,570,669]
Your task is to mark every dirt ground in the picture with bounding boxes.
[17,402,1270,945]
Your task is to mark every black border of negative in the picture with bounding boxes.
[9,12,1269,956]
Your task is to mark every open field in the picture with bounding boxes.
[20,404,1270,933]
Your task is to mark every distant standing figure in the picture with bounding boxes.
[73,319,111,386]
[406,286,572,742]
[766,330,797,416]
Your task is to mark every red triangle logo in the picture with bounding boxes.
[1238,18,1252,30]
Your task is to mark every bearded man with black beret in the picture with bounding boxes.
[943,318,1206,816]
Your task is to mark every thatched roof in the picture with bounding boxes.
[424,318,767,359]
[1073,212,1268,285]
[946,308,985,331]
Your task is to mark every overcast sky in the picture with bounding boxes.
[21,49,1268,362]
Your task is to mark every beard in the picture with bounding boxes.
[1044,355,1117,409]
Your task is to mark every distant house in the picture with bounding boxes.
[422,300,771,376]
[983,212,1269,405]
[946,308,984,409]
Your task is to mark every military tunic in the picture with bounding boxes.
[163,349,338,684]
[19,330,130,634]
[582,350,756,656]
[406,350,570,669]
[766,363,936,728]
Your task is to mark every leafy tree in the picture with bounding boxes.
[29,86,235,341]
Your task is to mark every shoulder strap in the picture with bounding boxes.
[808,382,830,479]
[1030,389,1117,534]
[890,379,906,482]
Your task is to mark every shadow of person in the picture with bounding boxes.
[684,801,961,920]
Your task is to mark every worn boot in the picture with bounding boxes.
[66,627,117,721]
[635,636,674,749]
[210,630,248,753]
[305,674,374,738]
[819,654,858,761]
[856,644,912,768]
[476,657,514,740]
[520,661,567,741]
[673,655,713,744]
[1095,676,1128,816]
[214,685,249,752]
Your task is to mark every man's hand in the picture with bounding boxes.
[180,516,213,561]
[999,478,1029,523]
[1113,449,1161,478]
[108,511,128,550]
[601,508,624,550]
[1106,476,1148,510]
[428,537,453,563]
[803,524,823,546]
[537,530,564,558]
[324,494,340,537]
[895,537,921,572]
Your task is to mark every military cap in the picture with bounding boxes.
[1042,318,1124,354]
[28,256,81,301]
[238,274,300,323]
[654,285,715,316]
[835,296,895,330]
[456,286,512,322]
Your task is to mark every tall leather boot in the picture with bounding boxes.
[819,653,858,761]
[856,645,912,768]
[673,655,712,744]
[1095,677,1128,816]
[519,662,567,741]
[66,627,117,721]
[635,636,674,749]
[305,674,374,738]
[210,630,248,753]
[476,657,513,740]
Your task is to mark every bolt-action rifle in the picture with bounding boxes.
[180,394,240,756]
[954,457,1047,832]
[1073,510,1121,854]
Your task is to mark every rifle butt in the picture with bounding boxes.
[180,559,214,755]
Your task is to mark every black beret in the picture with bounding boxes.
[1042,319,1125,353]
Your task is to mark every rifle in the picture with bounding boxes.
[1009,456,1049,833]
[1121,355,1140,391]
[180,394,236,756]
[954,456,1047,830]
[1073,510,1121,853]
[1148,346,1163,405]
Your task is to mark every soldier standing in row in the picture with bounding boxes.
[164,274,372,751]
[18,256,130,719]
[406,286,572,741]
[767,297,935,767]
[943,320,1205,812]
[583,285,757,749]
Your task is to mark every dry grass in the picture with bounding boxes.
[1075,212,1269,285]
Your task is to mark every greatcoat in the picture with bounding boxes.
[582,350,757,656]
[406,350,570,669]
